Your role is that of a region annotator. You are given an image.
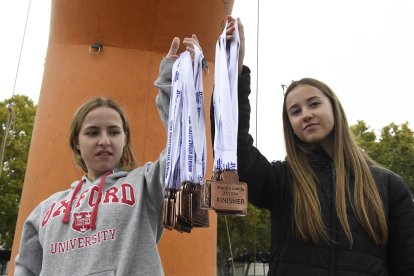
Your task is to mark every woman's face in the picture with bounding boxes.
[76,106,126,181]
[285,84,335,153]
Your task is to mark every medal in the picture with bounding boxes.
[175,183,192,223]
[162,189,177,230]
[200,179,213,210]
[190,184,209,227]
[173,188,193,233]
[211,170,247,216]
[211,18,248,216]
[201,170,221,209]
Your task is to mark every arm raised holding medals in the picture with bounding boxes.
[14,38,185,276]
[206,15,248,216]
[225,15,414,276]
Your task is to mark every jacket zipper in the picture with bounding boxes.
[329,163,336,276]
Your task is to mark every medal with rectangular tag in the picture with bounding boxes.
[176,183,192,221]
[201,171,221,209]
[211,170,248,216]
[200,179,213,210]
[191,184,209,227]
[211,19,246,216]
[173,184,193,233]
[162,189,177,230]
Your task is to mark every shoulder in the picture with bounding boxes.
[25,186,73,222]
[41,186,73,205]
[120,165,156,181]
[371,165,413,208]
[271,159,289,169]
[271,159,291,180]
[126,166,145,175]
[370,165,407,188]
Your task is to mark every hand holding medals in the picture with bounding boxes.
[201,16,248,216]
[163,35,209,233]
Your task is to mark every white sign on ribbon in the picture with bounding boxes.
[213,19,240,171]
[165,45,207,190]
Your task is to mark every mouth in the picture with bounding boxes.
[96,150,112,157]
[303,123,318,131]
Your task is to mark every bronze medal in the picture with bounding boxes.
[162,189,177,230]
[200,171,221,209]
[200,179,212,209]
[176,182,192,222]
[173,185,193,233]
[211,170,248,216]
[190,184,209,227]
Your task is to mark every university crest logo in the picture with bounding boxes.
[72,212,92,233]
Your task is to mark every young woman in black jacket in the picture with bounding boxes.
[223,16,414,275]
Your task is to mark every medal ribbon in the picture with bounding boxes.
[213,19,240,171]
[165,45,207,189]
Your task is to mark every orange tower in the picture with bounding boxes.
[10,0,234,275]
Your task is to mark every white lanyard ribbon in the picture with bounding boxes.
[213,19,240,171]
[165,46,207,189]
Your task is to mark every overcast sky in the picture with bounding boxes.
[1,0,413,160]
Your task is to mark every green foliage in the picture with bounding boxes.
[0,95,36,249]
[351,121,414,193]
[217,204,270,266]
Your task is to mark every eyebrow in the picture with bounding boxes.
[83,125,122,130]
[287,96,322,112]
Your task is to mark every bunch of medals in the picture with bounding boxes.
[163,44,209,233]
[163,181,209,232]
[201,18,248,216]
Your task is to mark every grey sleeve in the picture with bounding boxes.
[154,57,175,128]
[144,57,175,241]
[14,207,42,276]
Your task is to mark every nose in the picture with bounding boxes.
[302,108,313,121]
[98,133,110,146]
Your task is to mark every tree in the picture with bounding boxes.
[0,95,36,249]
[351,120,414,193]
[217,204,271,270]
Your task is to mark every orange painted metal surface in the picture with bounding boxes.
[10,0,234,275]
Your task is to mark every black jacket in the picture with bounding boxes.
[233,66,414,276]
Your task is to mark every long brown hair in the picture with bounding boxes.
[69,97,136,172]
[282,78,387,245]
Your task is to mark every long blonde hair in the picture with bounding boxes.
[283,78,387,245]
[69,97,136,172]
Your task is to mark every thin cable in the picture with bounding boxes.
[1,0,31,178]
[12,0,33,96]
[225,216,236,275]
[254,0,260,148]
[0,107,16,178]
[252,0,260,275]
